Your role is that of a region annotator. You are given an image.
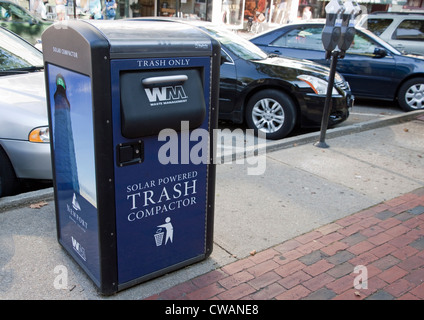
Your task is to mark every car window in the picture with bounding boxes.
[0,28,43,71]
[0,2,33,22]
[221,48,234,64]
[271,27,324,50]
[347,32,380,55]
[366,18,393,36]
[392,19,424,41]
[270,25,382,56]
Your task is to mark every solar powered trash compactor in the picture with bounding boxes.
[42,20,220,295]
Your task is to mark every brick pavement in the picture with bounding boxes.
[146,187,424,300]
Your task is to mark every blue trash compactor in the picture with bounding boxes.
[42,19,220,295]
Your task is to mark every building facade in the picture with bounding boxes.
[20,0,423,29]
[118,0,422,25]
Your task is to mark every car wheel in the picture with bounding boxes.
[0,148,19,197]
[398,77,424,111]
[245,89,297,140]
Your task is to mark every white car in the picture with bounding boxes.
[0,27,51,197]
[357,12,424,55]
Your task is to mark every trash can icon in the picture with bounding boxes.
[154,229,164,247]
[42,19,219,295]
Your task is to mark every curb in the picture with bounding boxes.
[0,187,54,213]
[1,109,423,212]
[228,109,424,161]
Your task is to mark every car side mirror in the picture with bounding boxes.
[373,47,387,58]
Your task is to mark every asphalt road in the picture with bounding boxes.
[343,98,403,126]
[218,98,404,136]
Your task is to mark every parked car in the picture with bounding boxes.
[0,27,51,197]
[250,22,424,111]
[0,0,52,46]
[357,12,424,55]
[136,18,353,140]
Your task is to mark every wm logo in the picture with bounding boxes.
[144,85,187,103]
[71,236,86,261]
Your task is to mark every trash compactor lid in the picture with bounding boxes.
[86,19,215,59]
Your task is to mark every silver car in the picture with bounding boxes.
[357,12,424,55]
[0,27,51,197]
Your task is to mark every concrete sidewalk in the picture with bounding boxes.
[0,110,423,300]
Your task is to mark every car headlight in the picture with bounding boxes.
[29,126,50,143]
[297,75,338,95]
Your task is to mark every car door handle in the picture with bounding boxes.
[273,50,281,54]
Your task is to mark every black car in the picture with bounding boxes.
[136,19,353,140]
[250,22,424,112]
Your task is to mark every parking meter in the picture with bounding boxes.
[338,0,361,58]
[317,0,347,148]
[321,0,343,60]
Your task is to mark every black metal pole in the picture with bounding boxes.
[314,50,340,148]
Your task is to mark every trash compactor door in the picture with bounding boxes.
[112,58,215,288]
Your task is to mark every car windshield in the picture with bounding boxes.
[0,27,43,73]
[202,25,268,60]
[357,27,402,55]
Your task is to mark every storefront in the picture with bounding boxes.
[22,0,421,26]
[119,0,211,19]
[214,0,315,29]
